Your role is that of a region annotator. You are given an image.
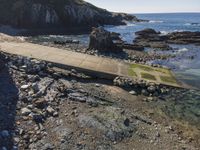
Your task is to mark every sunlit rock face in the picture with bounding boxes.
[0,0,140,29]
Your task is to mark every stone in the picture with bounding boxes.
[86,97,98,107]
[68,93,87,102]
[21,107,32,116]
[129,90,137,95]
[147,85,156,93]
[21,84,29,90]
[46,106,55,115]
[33,114,44,124]
[34,98,47,109]
[141,89,149,96]
[32,83,40,93]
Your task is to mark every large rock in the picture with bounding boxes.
[0,0,141,31]
[134,28,171,50]
[88,27,122,52]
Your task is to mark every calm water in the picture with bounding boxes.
[106,13,200,89]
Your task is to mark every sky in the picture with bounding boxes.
[84,0,200,13]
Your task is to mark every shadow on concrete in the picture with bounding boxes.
[0,53,19,149]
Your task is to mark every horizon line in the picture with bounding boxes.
[109,9,200,14]
[130,11,200,14]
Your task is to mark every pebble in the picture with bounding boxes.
[129,90,137,95]
[21,84,29,90]
[21,107,32,116]
[46,106,55,115]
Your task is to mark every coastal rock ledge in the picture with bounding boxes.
[0,0,142,30]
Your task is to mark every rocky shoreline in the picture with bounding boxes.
[134,28,200,50]
[0,47,200,149]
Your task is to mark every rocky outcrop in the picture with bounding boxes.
[88,27,122,52]
[89,27,145,52]
[134,28,171,50]
[0,0,141,30]
[134,28,200,50]
[167,31,200,45]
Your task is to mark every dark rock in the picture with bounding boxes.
[33,114,45,124]
[134,29,200,50]
[54,40,80,45]
[110,32,121,41]
[34,98,47,109]
[135,28,160,36]
[88,27,122,52]
[167,31,200,45]
[134,28,172,50]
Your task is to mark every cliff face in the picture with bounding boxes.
[0,0,140,29]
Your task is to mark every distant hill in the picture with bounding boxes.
[0,0,141,30]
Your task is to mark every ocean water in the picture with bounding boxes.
[106,13,200,89]
[105,13,200,43]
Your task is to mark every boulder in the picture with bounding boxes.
[88,27,122,52]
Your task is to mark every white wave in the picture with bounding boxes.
[173,30,184,32]
[149,20,164,23]
[184,23,200,26]
[177,48,189,53]
[126,23,136,27]
[184,23,191,26]
[160,31,169,35]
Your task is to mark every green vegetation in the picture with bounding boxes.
[160,75,177,83]
[130,63,154,72]
[128,63,179,86]
[141,72,156,81]
[128,68,137,77]
[154,68,170,74]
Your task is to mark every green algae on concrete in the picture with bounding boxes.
[141,72,156,81]
[128,63,180,86]
[160,75,177,84]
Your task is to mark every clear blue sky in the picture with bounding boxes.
[85,0,200,13]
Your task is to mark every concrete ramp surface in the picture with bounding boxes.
[0,41,181,87]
